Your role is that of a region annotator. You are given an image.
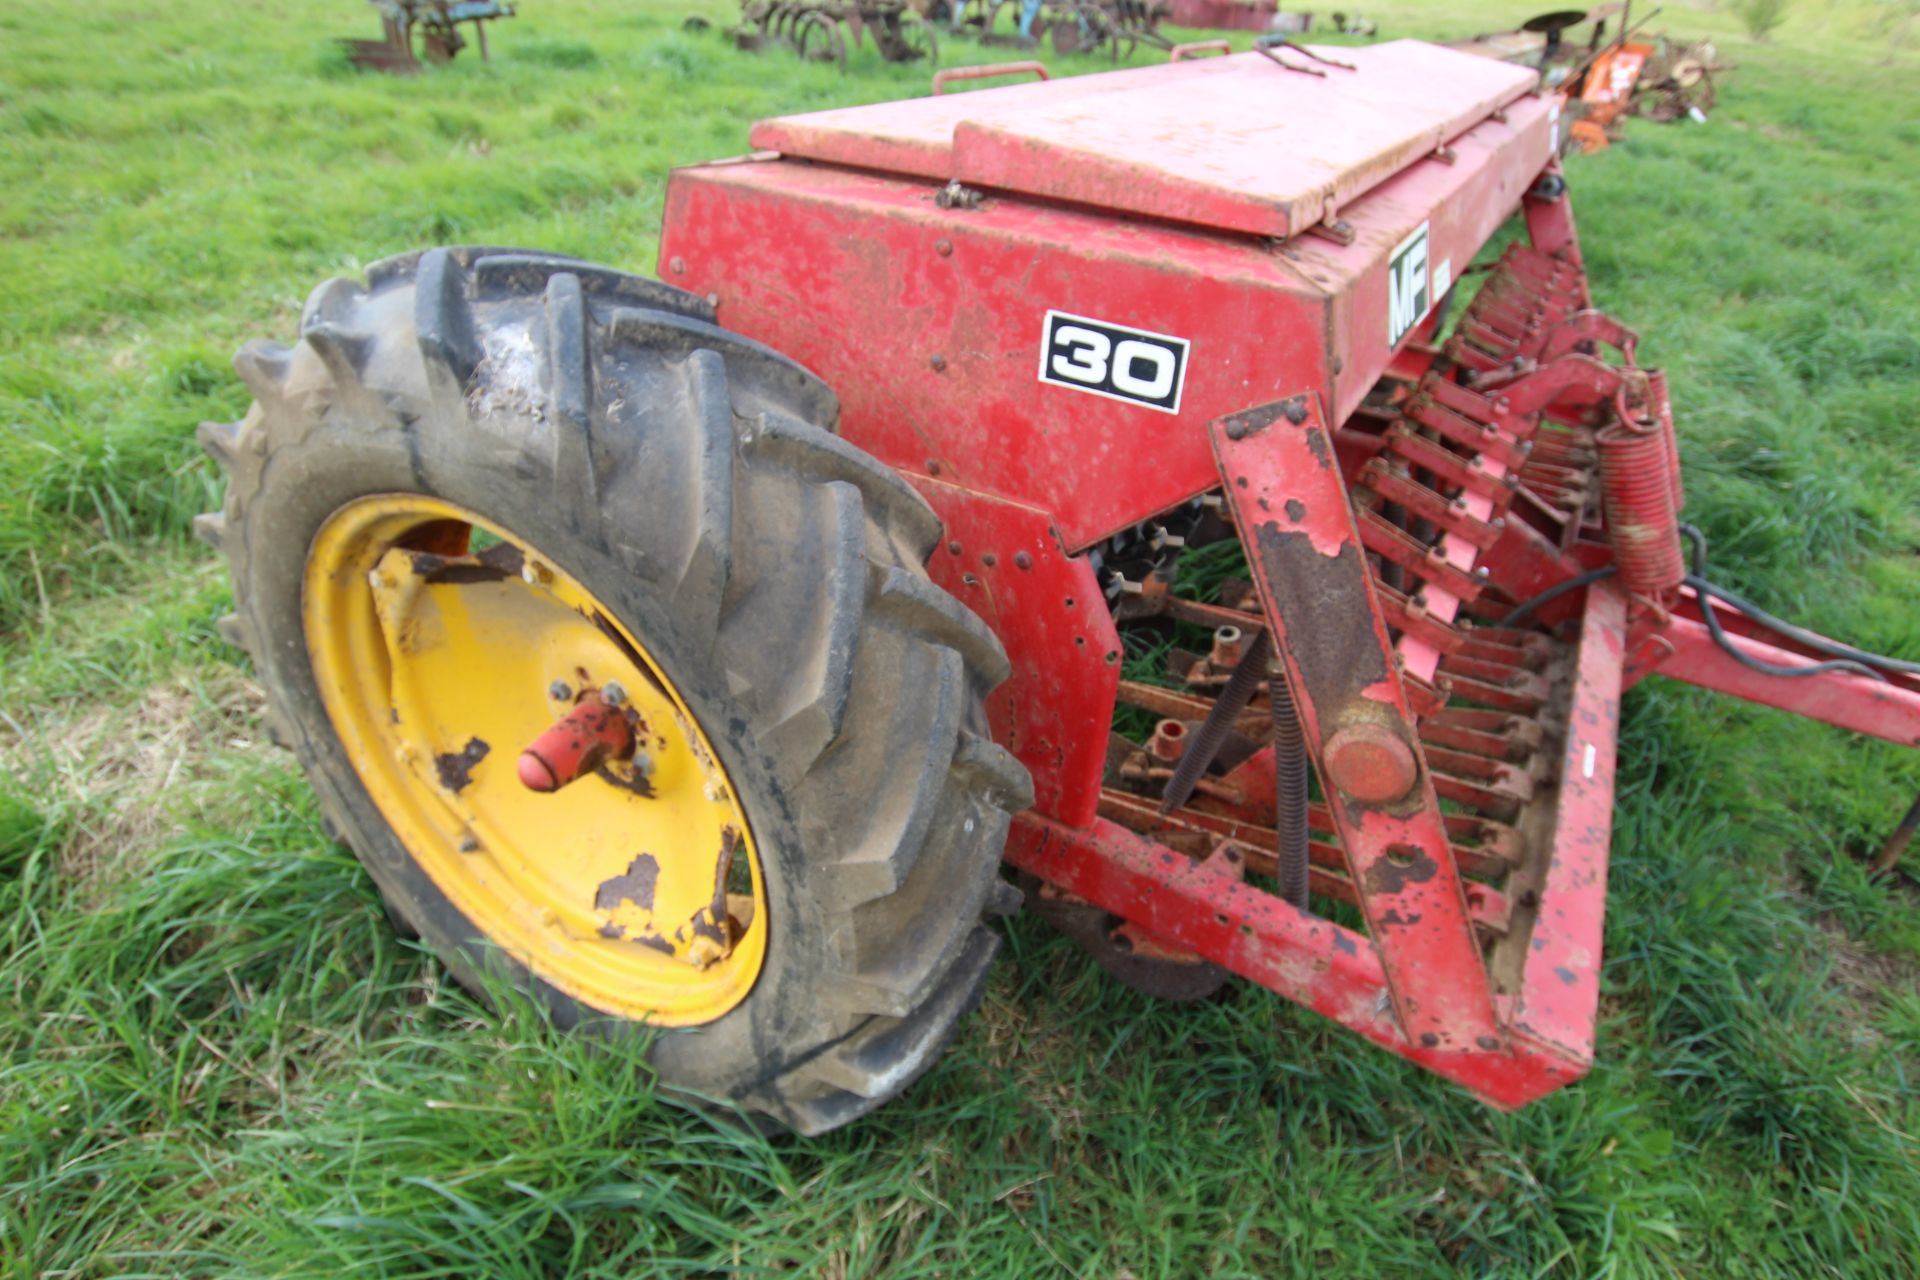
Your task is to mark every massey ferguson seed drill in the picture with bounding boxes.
[197,42,1920,1133]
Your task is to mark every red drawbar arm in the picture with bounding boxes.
[1628,587,1920,747]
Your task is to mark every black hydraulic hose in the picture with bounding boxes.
[1677,524,1895,682]
[1499,566,1619,627]
[1269,665,1311,911]
[1500,526,1912,682]
[1679,522,1707,578]
[1678,526,1920,677]
[1160,629,1270,815]
[1692,577,1920,675]
[1685,572,1886,682]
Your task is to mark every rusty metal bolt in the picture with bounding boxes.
[669,256,686,275]
[934,238,953,257]
[1013,551,1033,571]
[1324,722,1418,805]
[929,354,947,372]
[1209,625,1252,669]
[1147,718,1188,764]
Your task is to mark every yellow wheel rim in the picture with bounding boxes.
[303,495,766,1025]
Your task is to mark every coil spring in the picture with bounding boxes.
[1598,421,1684,598]
[1269,669,1310,911]
[1645,369,1686,517]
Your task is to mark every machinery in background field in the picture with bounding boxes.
[342,0,515,73]
[725,0,1179,67]
[199,41,1913,1135]
[731,0,941,70]
[1156,3,1375,36]
[1450,7,1730,150]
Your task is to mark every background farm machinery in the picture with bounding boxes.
[343,0,515,72]
[938,0,1173,59]
[728,0,1177,69]
[732,0,940,69]
[1450,8,1730,147]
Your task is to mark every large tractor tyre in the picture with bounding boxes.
[196,246,1032,1134]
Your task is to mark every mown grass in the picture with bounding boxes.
[5,0,1920,1274]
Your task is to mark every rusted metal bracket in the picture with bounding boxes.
[1168,39,1231,62]
[931,60,1048,94]
[1211,393,1500,1052]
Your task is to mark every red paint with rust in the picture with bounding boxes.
[1627,595,1920,746]
[1006,814,1582,1107]
[909,479,1120,824]
[747,45,1537,240]
[643,48,1918,1110]
[1322,723,1420,804]
[664,62,1556,549]
[1509,580,1625,1062]
[517,696,633,793]
[1211,397,1499,1051]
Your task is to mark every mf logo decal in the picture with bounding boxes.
[1387,222,1432,348]
[1039,311,1190,414]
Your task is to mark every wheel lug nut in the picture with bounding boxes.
[601,680,628,707]
[548,679,572,701]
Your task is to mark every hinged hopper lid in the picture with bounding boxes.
[749,41,1541,240]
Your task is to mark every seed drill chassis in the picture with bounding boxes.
[649,43,1920,1107]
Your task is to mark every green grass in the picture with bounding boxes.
[5,0,1920,1274]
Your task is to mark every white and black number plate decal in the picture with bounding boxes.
[1039,311,1190,414]
[1387,221,1432,348]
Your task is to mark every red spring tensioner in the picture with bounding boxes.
[1643,368,1686,517]
[517,693,634,792]
[1598,395,1685,601]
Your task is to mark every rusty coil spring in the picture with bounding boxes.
[1268,666,1310,911]
[1598,419,1685,599]
[1645,368,1686,516]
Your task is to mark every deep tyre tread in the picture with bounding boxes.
[203,246,1029,1134]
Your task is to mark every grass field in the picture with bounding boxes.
[6,0,1920,1274]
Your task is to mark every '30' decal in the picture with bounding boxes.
[1038,311,1190,414]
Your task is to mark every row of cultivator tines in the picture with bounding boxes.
[1097,237,1683,998]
